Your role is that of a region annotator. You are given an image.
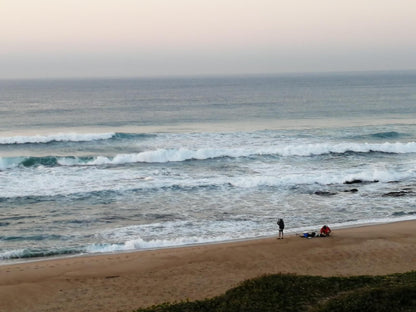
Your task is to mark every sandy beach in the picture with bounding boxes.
[1,220,415,312]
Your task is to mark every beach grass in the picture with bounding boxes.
[135,271,416,312]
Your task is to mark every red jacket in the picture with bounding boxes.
[320,225,331,235]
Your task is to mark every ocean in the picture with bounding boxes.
[1,71,416,263]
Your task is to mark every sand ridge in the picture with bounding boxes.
[1,220,415,312]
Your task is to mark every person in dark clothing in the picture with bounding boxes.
[277,218,285,239]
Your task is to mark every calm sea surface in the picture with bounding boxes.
[1,71,416,262]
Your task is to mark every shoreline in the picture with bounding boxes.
[1,220,415,312]
[2,216,415,267]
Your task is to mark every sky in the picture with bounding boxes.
[1,0,416,79]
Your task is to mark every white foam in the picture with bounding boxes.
[1,157,415,199]
[229,166,415,188]
[84,215,416,254]
[85,234,258,254]
[3,140,415,171]
[274,142,416,156]
[0,249,27,260]
[0,157,24,170]
[87,219,268,254]
[0,132,115,145]
[52,141,416,167]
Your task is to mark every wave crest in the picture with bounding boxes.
[49,141,416,164]
[0,132,116,145]
[2,141,416,170]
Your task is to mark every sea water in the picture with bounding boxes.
[1,71,416,262]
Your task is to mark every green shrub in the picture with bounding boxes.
[313,284,416,312]
[134,272,416,312]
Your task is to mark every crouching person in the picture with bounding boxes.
[320,225,331,237]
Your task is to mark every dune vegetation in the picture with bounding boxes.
[135,272,416,312]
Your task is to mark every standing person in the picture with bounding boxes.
[277,218,285,239]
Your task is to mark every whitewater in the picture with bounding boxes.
[1,72,416,262]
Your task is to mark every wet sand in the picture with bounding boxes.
[1,220,415,312]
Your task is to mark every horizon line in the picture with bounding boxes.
[1,68,416,81]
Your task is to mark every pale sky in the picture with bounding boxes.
[1,0,416,78]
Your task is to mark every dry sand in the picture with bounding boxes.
[1,220,415,312]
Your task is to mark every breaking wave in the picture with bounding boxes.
[0,132,154,145]
[0,132,116,145]
[1,141,416,170]
[0,248,83,260]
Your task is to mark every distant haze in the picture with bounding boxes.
[1,0,415,79]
